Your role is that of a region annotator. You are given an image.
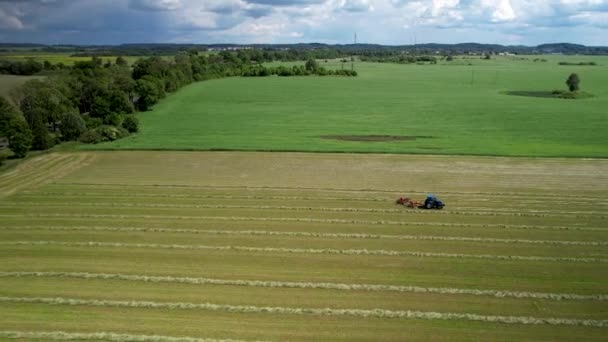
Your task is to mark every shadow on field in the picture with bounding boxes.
[503,90,594,100]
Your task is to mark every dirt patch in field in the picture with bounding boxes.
[321,135,433,142]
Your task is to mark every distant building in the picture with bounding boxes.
[0,137,8,149]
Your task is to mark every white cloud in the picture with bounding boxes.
[0,8,23,29]
[0,0,606,45]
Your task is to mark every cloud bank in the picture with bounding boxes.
[0,0,606,45]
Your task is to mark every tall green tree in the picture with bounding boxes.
[0,97,32,158]
[566,73,580,92]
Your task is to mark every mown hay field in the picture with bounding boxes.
[0,151,607,341]
[94,57,608,157]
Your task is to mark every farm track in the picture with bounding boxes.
[1,151,607,340]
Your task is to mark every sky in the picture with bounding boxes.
[0,0,607,46]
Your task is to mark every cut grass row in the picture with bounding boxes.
[4,303,607,342]
[3,240,606,263]
[3,272,606,302]
[1,205,605,228]
[2,296,607,327]
[0,331,252,342]
[2,225,605,246]
[0,228,606,258]
[3,217,607,243]
[1,245,605,294]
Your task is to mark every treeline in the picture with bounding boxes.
[359,55,438,64]
[0,51,356,162]
[0,59,70,76]
[242,62,357,77]
[558,61,597,66]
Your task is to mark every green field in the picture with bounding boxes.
[89,56,608,157]
[0,52,142,66]
[0,75,45,100]
[0,151,607,341]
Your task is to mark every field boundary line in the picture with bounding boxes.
[0,331,261,342]
[4,226,606,246]
[1,296,607,327]
[2,271,605,301]
[2,214,605,231]
[2,241,606,263]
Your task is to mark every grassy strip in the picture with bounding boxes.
[1,241,606,263]
[2,214,604,231]
[2,271,605,301]
[0,331,256,342]
[4,226,605,246]
[1,296,607,327]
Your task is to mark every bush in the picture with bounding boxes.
[97,125,129,141]
[79,125,129,144]
[60,112,86,141]
[9,130,33,158]
[122,115,139,133]
[84,116,103,129]
[103,112,123,127]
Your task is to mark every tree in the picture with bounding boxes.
[8,126,32,158]
[135,77,162,111]
[60,111,86,141]
[566,73,580,92]
[122,115,139,133]
[0,97,32,158]
[305,58,319,72]
[115,56,128,67]
[30,115,53,150]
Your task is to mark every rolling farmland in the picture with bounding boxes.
[94,57,608,157]
[1,151,607,341]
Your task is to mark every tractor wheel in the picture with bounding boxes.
[426,203,432,209]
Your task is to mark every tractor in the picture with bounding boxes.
[422,194,444,209]
[396,195,444,210]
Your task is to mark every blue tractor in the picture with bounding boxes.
[422,194,444,209]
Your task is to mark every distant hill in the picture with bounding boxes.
[0,42,607,55]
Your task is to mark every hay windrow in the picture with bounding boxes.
[1,272,605,301]
[0,331,259,342]
[2,214,605,231]
[1,296,607,327]
[5,202,604,219]
[1,241,606,263]
[4,226,606,246]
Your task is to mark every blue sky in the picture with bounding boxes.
[0,0,607,45]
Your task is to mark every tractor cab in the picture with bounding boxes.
[423,194,444,209]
